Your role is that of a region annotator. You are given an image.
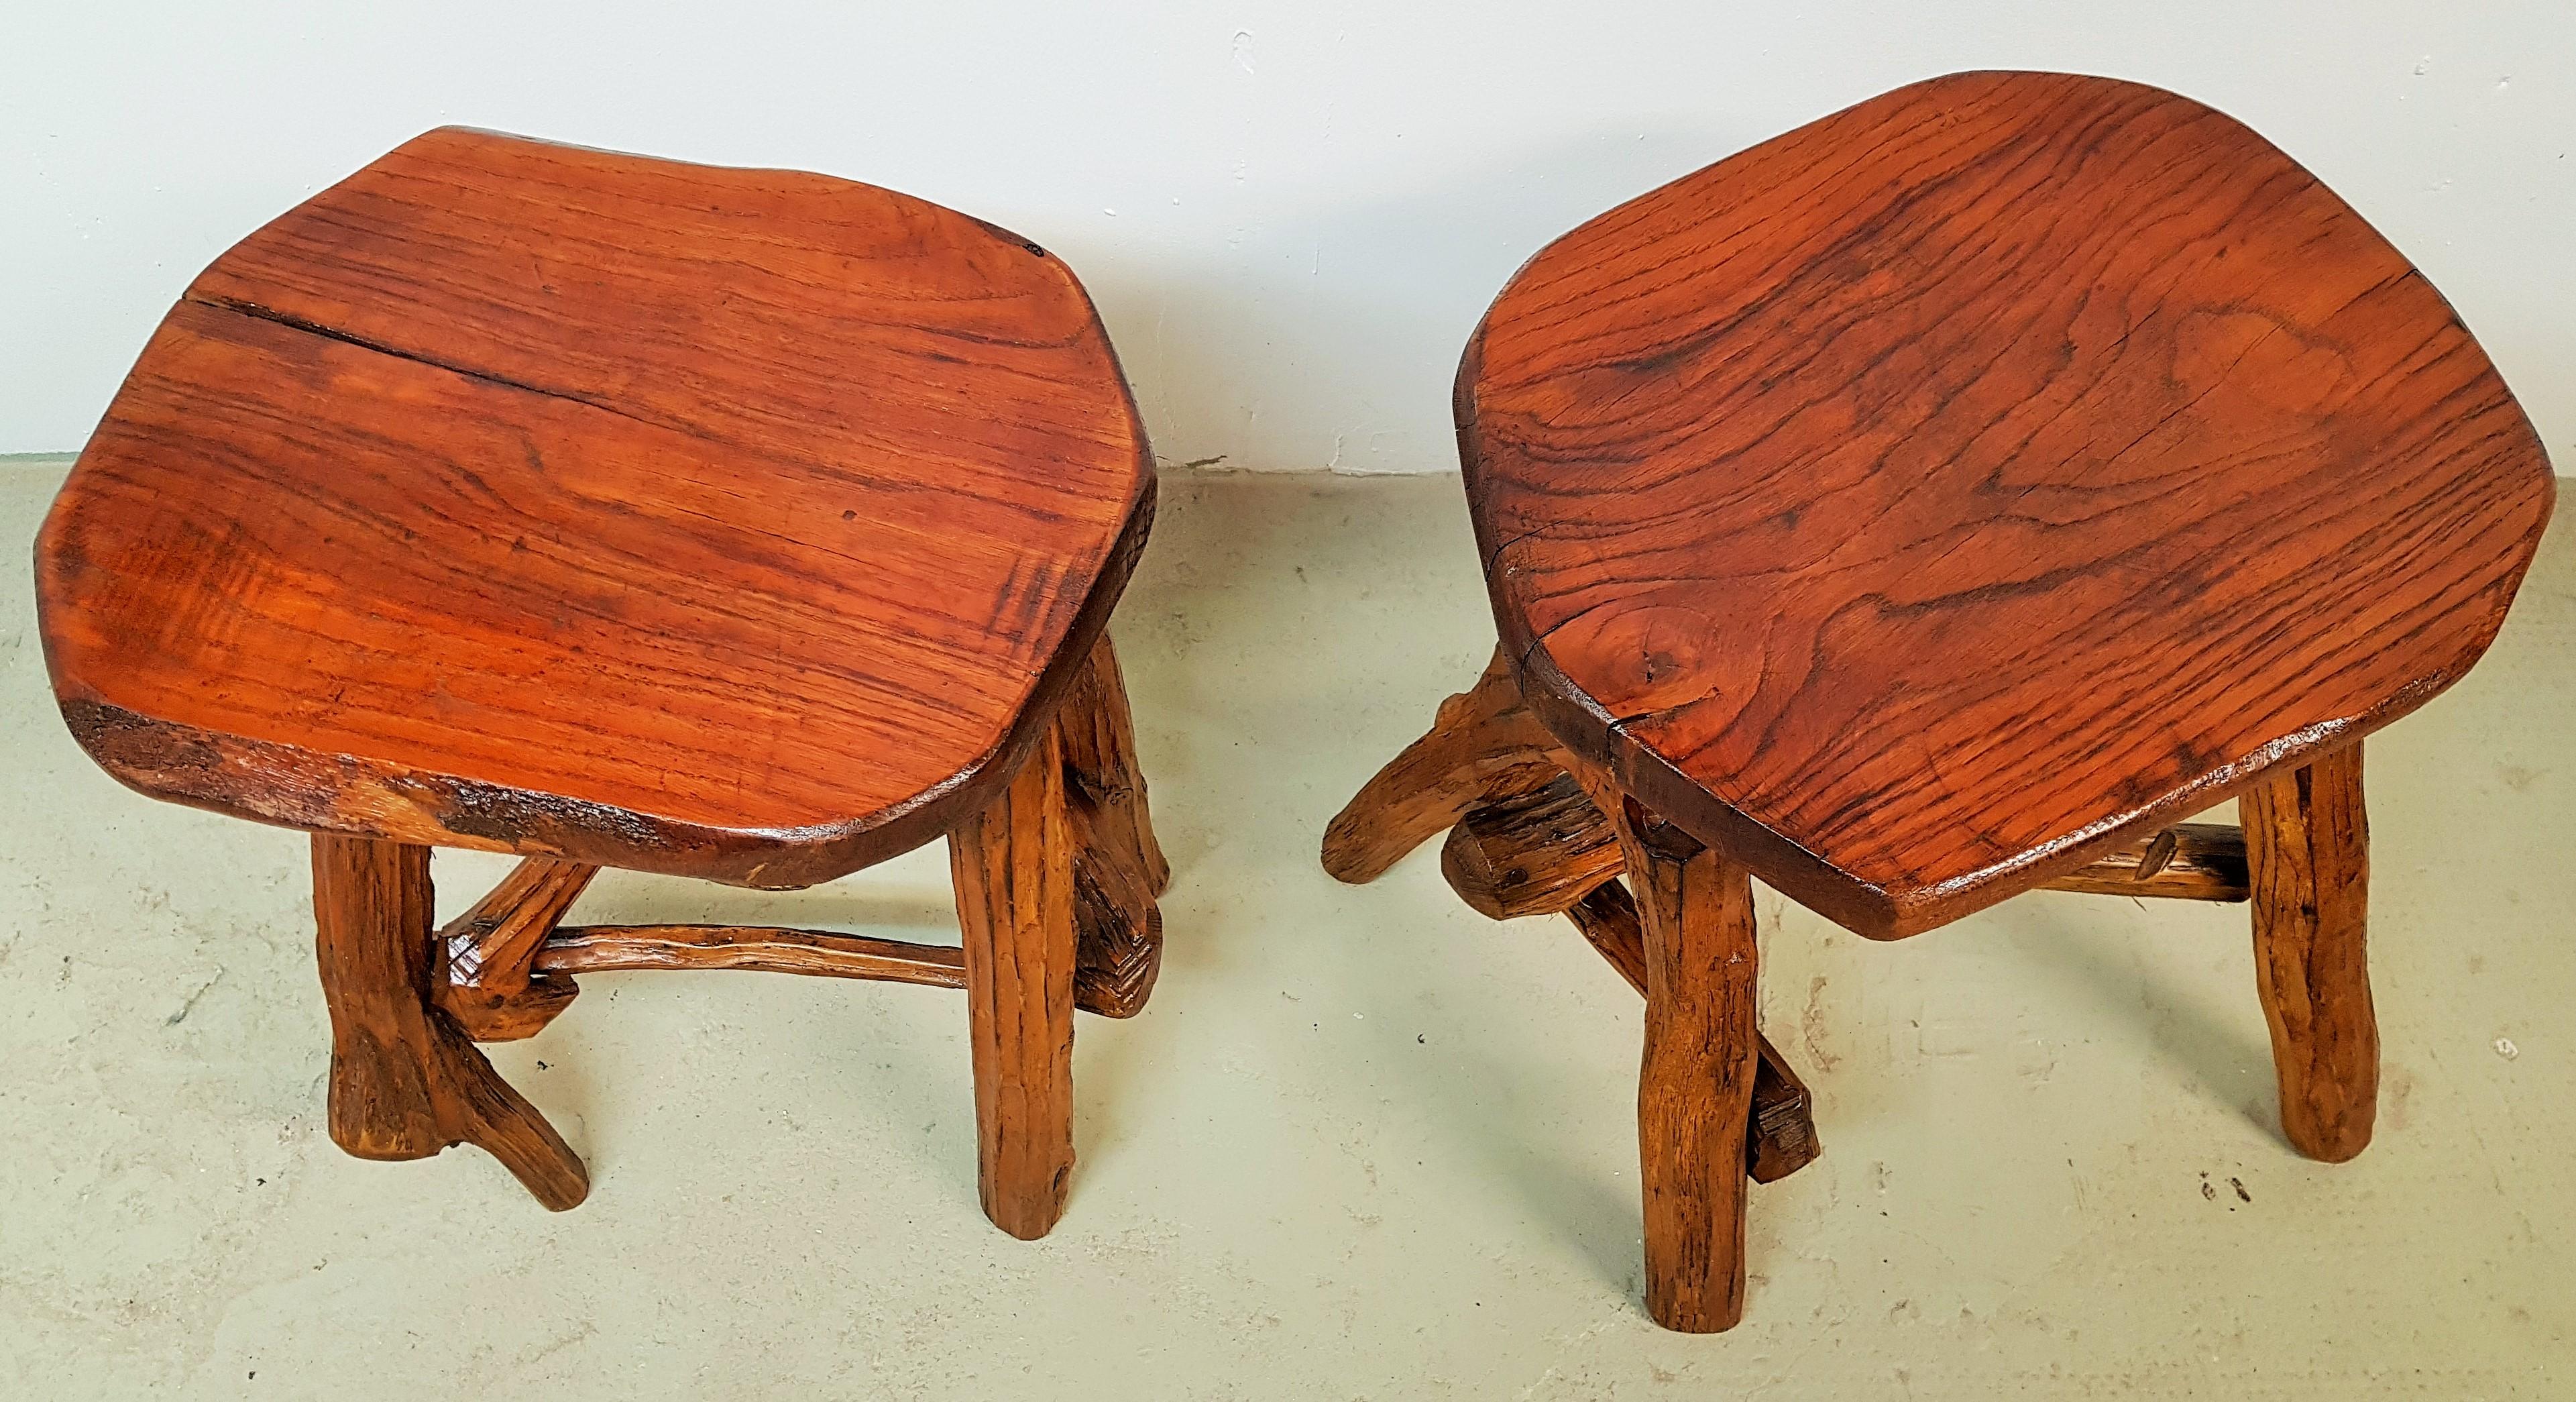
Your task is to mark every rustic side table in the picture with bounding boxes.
[37,129,1168,1239]
[1327,71,2555,1330]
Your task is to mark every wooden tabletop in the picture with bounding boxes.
[1462,72,2555,938]
[38,128,1153,887]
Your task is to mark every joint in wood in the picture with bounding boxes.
[433,857,600,1041]
[1619,796,1707,865]
[1441,771,1623,919]
[2043,822,2248,902]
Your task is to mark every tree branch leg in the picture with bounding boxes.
[1322,646,1561,883]
[1611,800,1760,1333]
[1565,880,1819,1183]
[950,727,1079,1239]
[1058,636,1168,1018]
[2243,743,2376,1163]
[312,833,588,1209]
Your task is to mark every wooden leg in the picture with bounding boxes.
[312,834,589,1209]
[1440,769,1822,1185]
[1611,800,1760,1333]
[950,727,1079,1239]
[1564,881,1820,1185]
[1322,646,1562,883]
[1058,635,1169,895]
[2241,743,2376,1163]
[1057,637,1169,1018]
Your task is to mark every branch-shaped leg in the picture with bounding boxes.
[1612,801,1760,1334]
[1058,637,1168,1018]
[1384,669,1817,1189]
[313,834,588,1209]
[435,857,600,1040]
[950,727,1078,1240]
[1323,646,1562,883]
[2243,743,2375,1163]
[1565,881,1819,1184]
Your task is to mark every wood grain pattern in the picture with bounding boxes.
[1562,880,1819,1185]
[312,833,586,1209]
[1441,772,1624,919]
[533,924,969,987]
[2243,743,2375,1162]
[38,127,1154,887]
[436,856,598,1040]
[950,729,1078,1239]
[1461,70,2555,938]
[1612,802,1761,1332]
[2040,822,2248,901]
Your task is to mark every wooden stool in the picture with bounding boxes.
[1325,72,2555,1332]
[35,129,1168,1240]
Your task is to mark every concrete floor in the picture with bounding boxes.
[2,460,2570,1398]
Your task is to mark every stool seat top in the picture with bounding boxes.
[1462,71,2554,938]
[38,128,1153,887]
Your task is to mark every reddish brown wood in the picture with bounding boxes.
[1563,880,1819,1184]
[1612,802,1761,1332]
[36,127,1154,889]
[2243,743,2376,1162]
[2041,823,2249,902]
[1322,648,1562,883]
[1059,637,1168,1018]
[311,833,586,1209]
[535,925,968,987]
[1461,70,2555,939]
[950,729,1078,1240]
[435,857,598,1040]
[1441,773,1624,919]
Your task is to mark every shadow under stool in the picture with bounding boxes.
[1325,70,2555,1332]
[36,128,1169,1239]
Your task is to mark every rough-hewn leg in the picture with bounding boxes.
[2241,743,2375,1163]
[1610,801,1760,1333]
[312,833,589,1209]
[1068,803,1164,1018]
[1564,880,1819,1185]
[950,727,1079,1239]
[1058,635,1170,894]
[1057,637,1168,1018]
[435,856,600,1040]
[1322,646,1561,883]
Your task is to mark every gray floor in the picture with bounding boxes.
[3,461,2570,1399]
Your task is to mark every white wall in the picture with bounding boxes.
[8,1,2572,473]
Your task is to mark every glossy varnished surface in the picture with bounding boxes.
[1462,72,2554,936]
[38,129,1152,885]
